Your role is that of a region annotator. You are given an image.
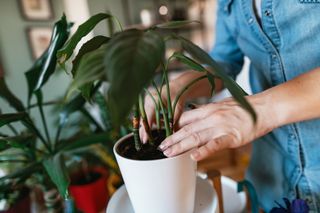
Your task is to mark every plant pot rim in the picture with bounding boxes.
[70,167,108,187]
[114,132,193,163]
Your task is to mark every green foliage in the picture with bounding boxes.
[25,14,71,103]
[0,78,25,112]
[57,13,112,65]
[43,154,70,199]
[105,29,165,125]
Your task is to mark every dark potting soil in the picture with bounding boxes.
[71,172,101,185]
[117,131,167,160]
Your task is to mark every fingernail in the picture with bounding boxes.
[164,148,172,156]
[191,151,200,161]
[158,143,166,151]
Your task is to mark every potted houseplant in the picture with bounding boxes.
[57,13,256,213]
[0,14,123,213]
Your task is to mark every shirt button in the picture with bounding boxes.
[248,18,254,24]
[272,54,277,59]
[264,10,271,16]
[289,134,295,139]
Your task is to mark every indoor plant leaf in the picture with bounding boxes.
[43,153,70,199]
[94,91,112,131]
[0,162,40,182]
[104,29,165,125]
[154,20,200,29]
[174,35,256,121]
[0,78,25,112]
[0,134,34,152]
[71,35,110,76]
[57,13,112,65]
[25,14,71,103]
[56,132,110,152]
[0,112,28,127]
[170,52,206,72]
[66,44,107,99]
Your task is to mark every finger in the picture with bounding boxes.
[139,119,148,144]
[160,116,215,150]
[163,127,218,157]
[177,104,218,128]
[190,135,232,161]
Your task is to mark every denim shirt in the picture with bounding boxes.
[209,0,320,211]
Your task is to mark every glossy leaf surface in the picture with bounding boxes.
[104,29,165,125]
[57,13,112,65]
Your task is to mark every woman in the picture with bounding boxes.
[140,0,320,211]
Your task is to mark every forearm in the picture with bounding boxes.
[252,67,320,129]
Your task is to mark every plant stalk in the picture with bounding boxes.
[162,63,173,134]
[152,81,170,137]
[138,94,154,145]
[132,103,142,151]
[144,89,161,130]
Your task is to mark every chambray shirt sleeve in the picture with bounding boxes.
[209,2,244,80]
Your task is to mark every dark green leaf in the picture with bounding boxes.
[57,132,110,151]
[0,134,34,151]
[105,29,165,125]
[58,94,86,127]
[170,52,206,72]
[154,20,200,29]
[66,44,107,99]
[71,35,110,76]
[94,91,112,131]
[174,35,256,121]
[0,78,25,112]
[43,154,70,199]
[25,14,71,102]
[0,162,40,182]
[79,83,94,101]
[0,112,28,127]
[57,13,112,65]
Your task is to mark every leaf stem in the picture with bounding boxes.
[152,81,170,137]
[162,63,173,134]
[112,16,123,32]
[172,75,206,120]
[144,89,161,130]
[7,124,18,136]
[138,94,154,145]
[132,103,142,151]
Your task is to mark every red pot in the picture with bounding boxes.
[69,168,109,213]
[0,188,30,213]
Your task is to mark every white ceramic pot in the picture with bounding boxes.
[114,133,197,213]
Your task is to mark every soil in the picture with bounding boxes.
[117,130,167,160]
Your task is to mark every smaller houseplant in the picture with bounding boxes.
[0,14,122,213]
[58,13,256,213]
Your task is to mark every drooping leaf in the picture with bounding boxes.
[0,134,34,152]
[0,78,25,112]
[0,162,40,182]
[174,35,256,122]
[94,91,112,131]
[105,29,165,125]
[57,13,112,65]
[56,132,110,152]
[25,14,71,103]
[154,20,200,29]
[71,35,110,76]
[170,52,206,72]
[0,112,28,127]
[66,44,107,99]
[43,154,70,199]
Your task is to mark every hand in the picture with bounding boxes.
[159,95,276,161]
[139,83,186,143]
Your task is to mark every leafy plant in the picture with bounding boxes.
[0,14,123,212]
[58,13,256,152]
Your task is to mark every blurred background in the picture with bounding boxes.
[0,0,252,212]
